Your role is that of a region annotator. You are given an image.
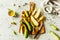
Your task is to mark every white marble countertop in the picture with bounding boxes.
[0,0,60,40]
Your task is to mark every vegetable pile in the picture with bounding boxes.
[19,2,45,38]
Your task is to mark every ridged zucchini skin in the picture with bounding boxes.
[23,24,29,38]
[50,31,60,40]
[23,18,32,31]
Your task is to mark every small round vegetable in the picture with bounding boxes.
[8,9,16,17]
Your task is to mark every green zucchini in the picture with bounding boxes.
[50,24,59,30]
[32,9,37,16]
[23,24,29,38]
[19,25,24,34]
[19,22,29,38]
[34,8,41,18]
[31,16,38,26]
[23,18,32,31]
[50,31,60,40]
[12,30,17,35]
[30,22,35,28]
[19,21,24,34]
[24,10,29,17]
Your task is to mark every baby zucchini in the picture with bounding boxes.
[19,22,29,38]
[12,30,17,35]
[23,23,29,38]
[23,18,32,31]
[34,8,41,18]
[50,24,59,30]
[50,31,60,40]
[32,9,37,16]
[24,10,29,17]
[38,15,44,22]
[22,11,29,17]
[31,16,39,26]
[19,25,24,34]
[11,21,16,25]
[30,22,35,28]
